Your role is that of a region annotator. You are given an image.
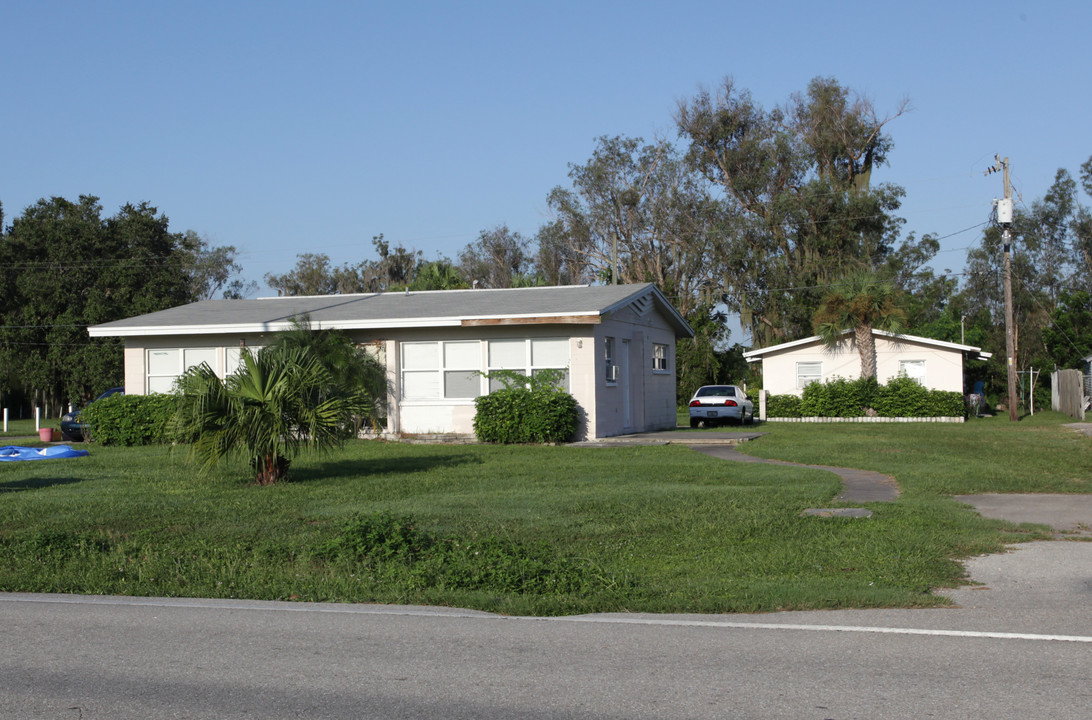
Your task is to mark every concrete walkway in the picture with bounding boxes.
[580,429,901,502]
[689,443,901,502]
[953,494,1092,537]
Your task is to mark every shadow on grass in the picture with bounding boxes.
[0,476,87,492]
[289,451,481,483]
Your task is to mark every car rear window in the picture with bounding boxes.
[696,386,734,397]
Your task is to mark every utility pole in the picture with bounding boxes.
[610,231,619,285]
[987,155,1018,421]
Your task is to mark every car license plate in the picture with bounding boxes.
[706,411,718,417]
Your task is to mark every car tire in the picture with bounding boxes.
[690,418,699,429]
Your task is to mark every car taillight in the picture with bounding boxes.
[689,400,701,407]
[724,400,737,407]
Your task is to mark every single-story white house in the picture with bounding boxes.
[742,330,992,396]
[88,283,693,441]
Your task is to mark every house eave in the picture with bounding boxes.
[743,330,992,361]
[88,313,610,338]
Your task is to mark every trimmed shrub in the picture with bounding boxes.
[798,376,878,417]
[766,393,803,418]
[473,388,578,444]
[767,376,965,419]
[473,369,579,444]
[873,377,964,418]
[81,393,178,445]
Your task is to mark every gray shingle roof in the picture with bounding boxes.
[88,283,693,338]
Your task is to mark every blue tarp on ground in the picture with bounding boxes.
[0,445,91,462]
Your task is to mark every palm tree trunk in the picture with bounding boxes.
[855,324,877,379]
[254,454,291,485]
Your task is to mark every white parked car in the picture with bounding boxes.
[688,385,754,427]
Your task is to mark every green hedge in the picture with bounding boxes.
[80,393,178,445]
[873,376,964,418]
[473,389,579,444]
[799,376,877,417]
[768,376,965,419]
[765,393,803,418]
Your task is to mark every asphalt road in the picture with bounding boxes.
[2,549,1089,720]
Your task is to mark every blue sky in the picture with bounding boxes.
[3,0,1089,341]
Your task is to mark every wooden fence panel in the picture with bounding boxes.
[1052,369,1086,420]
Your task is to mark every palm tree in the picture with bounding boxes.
[173,345,367,484]
[813,273,906,380]
[409,260,467,290]
[267,315,389,433]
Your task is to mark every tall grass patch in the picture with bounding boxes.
[0,428,1068,615]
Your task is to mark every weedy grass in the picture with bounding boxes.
[0,416,1079,615]
[743,411,1092,496]
[1,419,59,438]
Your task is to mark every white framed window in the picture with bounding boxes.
[796,361,822,390]
[444,341,481,398]
[224,346,263,376]
[604,337,616,383]
[147,349,181,393]
[486,338,570,392]
[652,343,668,372]
[401,341,483,400]
[899,359,926,385]
[146,347,221,393]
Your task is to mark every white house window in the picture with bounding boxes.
[796,361,822,390]
[487,339,527,392]
[486,338,569,392]
[652,343,668,372]
[147,349,181,393]
[146,347,220,393]
[604,337,616,383]
[444,341,481,398]
[225,347,244,376]
[401,341,483,400]
[224,346,263,376]
[899,359,926,385]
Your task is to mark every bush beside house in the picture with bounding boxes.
[766,376,964,420]
[81,393,178,445]
[473,370,579,444]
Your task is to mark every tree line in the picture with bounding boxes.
[4,75,1091,414]
[267,76,1092,403]
[0,196,253,416]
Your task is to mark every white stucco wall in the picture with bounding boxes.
[757,335,969,396]
[119,309,683,440]
[375,325,594,438]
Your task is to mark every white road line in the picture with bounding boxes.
[4,593,1090,644]
[554,615,1092,643]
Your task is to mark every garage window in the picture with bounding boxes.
[604,337,616,383]
[652,343,669,372]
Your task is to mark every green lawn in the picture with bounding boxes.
[746,411,1092,496]
[1,418,59,438]
[0,413,1085,616]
